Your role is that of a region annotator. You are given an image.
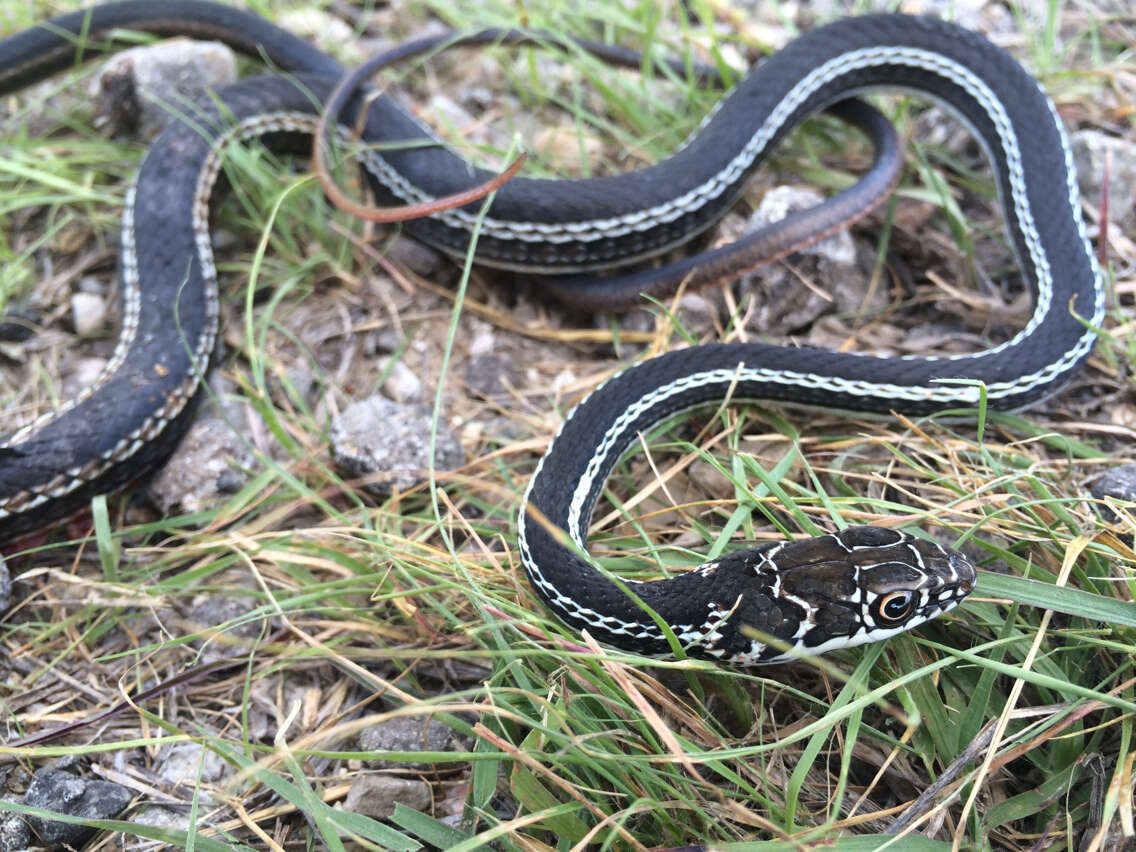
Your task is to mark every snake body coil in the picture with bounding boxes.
[0,5,1100,661]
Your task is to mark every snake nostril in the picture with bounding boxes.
[950,555,978,586]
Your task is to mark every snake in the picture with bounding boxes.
[0,4,1102,663]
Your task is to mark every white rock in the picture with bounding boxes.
[70,292,107,337]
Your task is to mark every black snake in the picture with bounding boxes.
[1,4,1101,662]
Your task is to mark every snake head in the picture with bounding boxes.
[766,525,976,659]
[698,525,977,664]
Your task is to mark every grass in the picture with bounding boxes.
[2,0,1136,850]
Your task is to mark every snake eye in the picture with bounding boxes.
[875,591,916,623]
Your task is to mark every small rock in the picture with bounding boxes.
[733,186,863,334]
[357,717,467,769]
[343,775,431,819]
[1090,464,1136,526]
[70,291,107,337]
[330,397,465,497]
[1091,465,1136,503]
[147,377,259,515]
[23,768,132,848]
[154,743,229,797]
[95,40,237,138]
[381,359,423,403]
[465,414,525,445]
[468,323,496,358]
[184,594,269,665]
[1071,130,1136,225]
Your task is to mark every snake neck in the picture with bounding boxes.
[522,526,785,660]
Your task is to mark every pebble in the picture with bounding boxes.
[95,40,237,138]
[146,377,258,516]
[330,396,465,497]
[70,291,107,337]
[733,185,866,335]
[381,359,423,403]
[22,768,132,848]
[343,775,432,819]
[357,716,468,770]
[154,743,230,801]
[1090,464,1136,526]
